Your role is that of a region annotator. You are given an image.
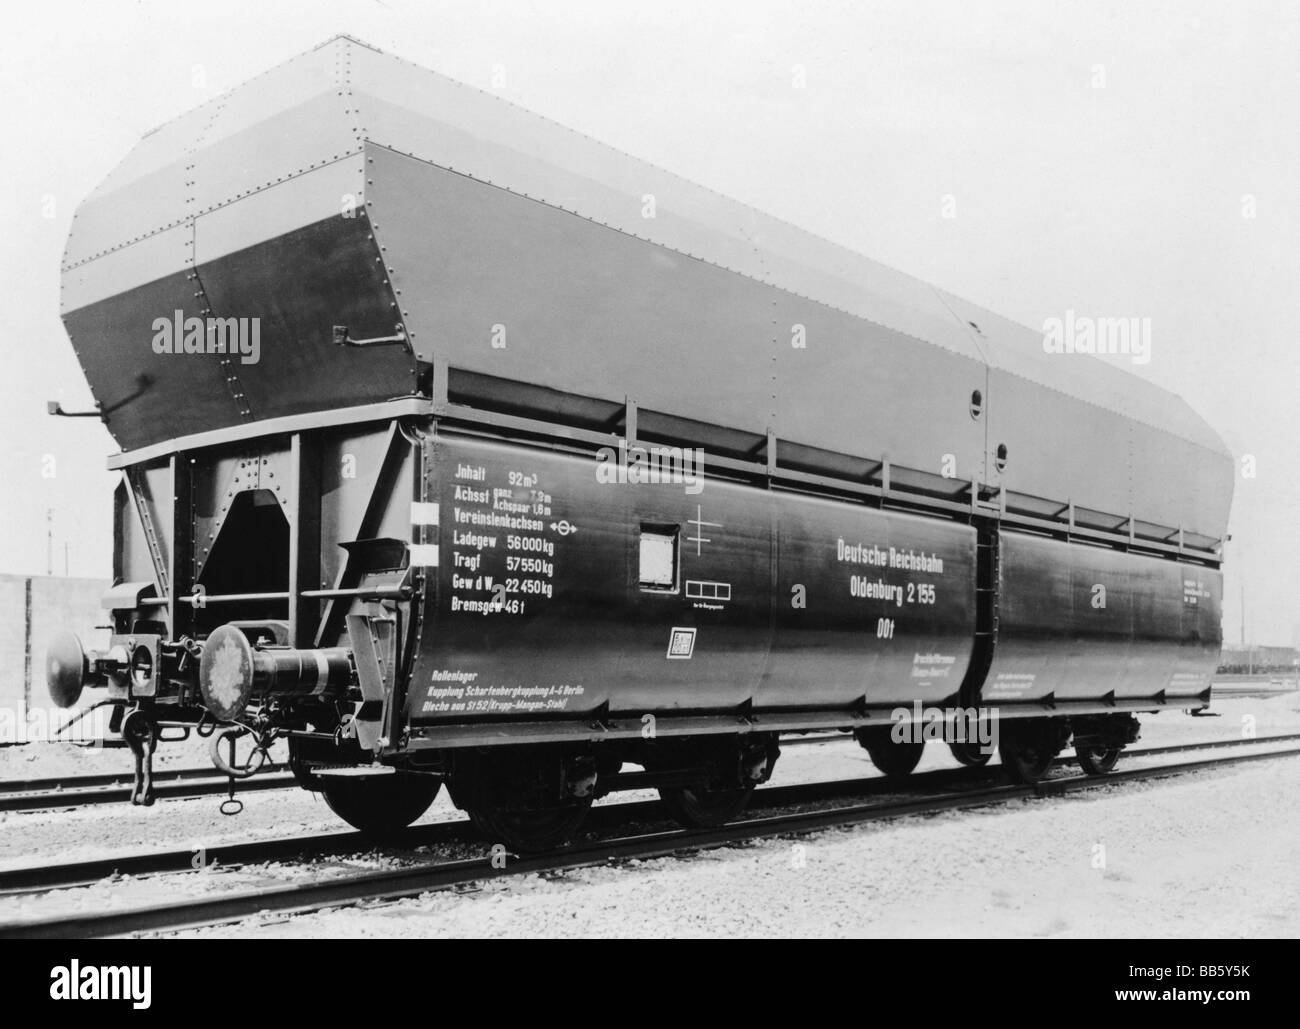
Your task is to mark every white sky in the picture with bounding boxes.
[1,0,1297,641]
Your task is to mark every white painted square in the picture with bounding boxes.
[408,543,440,567]
[639,531,676,588]
[411,502,440,526]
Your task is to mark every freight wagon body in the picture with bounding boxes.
[409,432,1220,735]
[413,433,981,725]
[46,37,1232,849]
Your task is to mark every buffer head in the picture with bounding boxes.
[199,624,256,722]
[46,630,89,708]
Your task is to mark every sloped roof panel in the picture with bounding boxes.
[58,33,1230,520]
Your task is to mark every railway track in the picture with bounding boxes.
[0,734,848,814]
[5,727,1295,814]
[2,735,1298,939]
[0,763,998,894]
[0,766,296,813]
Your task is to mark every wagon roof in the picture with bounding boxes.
[62,34,1227,462]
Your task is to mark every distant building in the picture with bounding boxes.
[1218,644,1300,674]
[0,573,110,742]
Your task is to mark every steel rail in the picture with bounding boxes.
[2,741,1298,939]
[0,732,1249,888]
[0,769,297,813]
[0,767,994,893]
[5,730,1297,816]
[0,730,855,810]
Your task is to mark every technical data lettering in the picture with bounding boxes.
[422,674,586,714]
[911,652,957,680]
[448,461,559,616]
[986,672,1036,699]
[836,537,946,609]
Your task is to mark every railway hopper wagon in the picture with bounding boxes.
[45,37,1233,851]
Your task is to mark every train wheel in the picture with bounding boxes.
[855,727,925,778]
[1075,745,1121,776]
[659,784,754,829]
[470,801,592,854]
[456,748,596,853]
[320,773,441,835]
[948,738,992,767]
[998,725,1058,784]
